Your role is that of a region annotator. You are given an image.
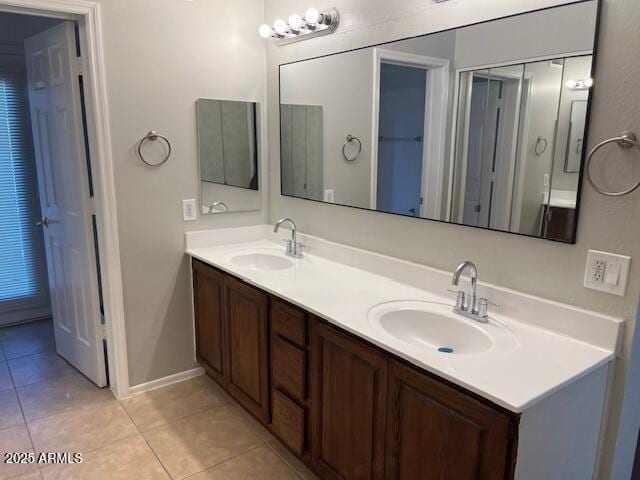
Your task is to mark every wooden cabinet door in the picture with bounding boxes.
[385,360,513,480]
[192,260,226,384]
[311,321,388,480]
[224,275,270,423]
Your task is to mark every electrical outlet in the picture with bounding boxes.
[593,259,606,282]
[182,199,197,221]
[584,250,631,296]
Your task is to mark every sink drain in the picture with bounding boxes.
[438,347,454,353]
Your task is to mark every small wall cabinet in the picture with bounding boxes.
[191,259,518,479]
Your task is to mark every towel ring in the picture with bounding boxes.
[137,130,172,167]
[535,136,548,156]
[343,134,362,162]
[586,131,640,197]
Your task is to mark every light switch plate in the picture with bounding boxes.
[584,249,631,296]
[182,199,197,221]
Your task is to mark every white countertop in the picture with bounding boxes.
[542,189,578,209]
[185,226,622,413]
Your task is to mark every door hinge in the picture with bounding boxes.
[100,323,108,340]
[88,197,97,216]
[77,56,84,75]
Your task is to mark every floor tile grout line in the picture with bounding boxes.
[118,397,175,479]
[5,345,40,476]
[264,441,312,480]
[36,419,140,456]
[1,345,56,362]
[131,400,231,435]
[36,430,142,477]
[180,443,267,480]
[118,379,270,479]
[18,394,117,423]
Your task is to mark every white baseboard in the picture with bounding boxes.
[128,366,204,396]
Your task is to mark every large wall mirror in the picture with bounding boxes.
[279,0,598,243]
[198,99,262,214]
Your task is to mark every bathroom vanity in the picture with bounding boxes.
[186,226,621,480]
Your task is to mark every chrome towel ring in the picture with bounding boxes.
[343,134,362,162]
[137,130,172,167]
[535,136,548,156]
[586,131,640,197]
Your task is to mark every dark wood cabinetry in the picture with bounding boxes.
[223,275,270,423]
[270,300,311,460]
[385,360,513,480]
[311,322,388,480]
[191,260,270,423]
[542,205,576,242]
[191,258,518,480]
[192,260,226,384]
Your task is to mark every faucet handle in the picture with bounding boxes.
[282,238,293,254]
[447,289,466,311]
[476,298,499,319]
[292,241,304,258]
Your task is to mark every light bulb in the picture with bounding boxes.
[273,18,288,35]
[258,24,273,38]
[288,13,304,32]
[565,80,578,89]
[305,7,321,25]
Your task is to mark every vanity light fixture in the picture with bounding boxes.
[258,7,340,45]
[566,78,593,90]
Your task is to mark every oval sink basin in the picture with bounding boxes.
[368,301,518,355]
[230,253,293,271]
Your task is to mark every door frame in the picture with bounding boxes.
[0,0,130,399]
[370,48,450,219]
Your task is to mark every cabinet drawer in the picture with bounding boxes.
[271,300,306,347]
[272,389,305,456]
[272,335,306,401]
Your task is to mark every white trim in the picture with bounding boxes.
[510,76,534,232]
[0,0,130,399]
[370,48,449,217]
[129,367,205,397]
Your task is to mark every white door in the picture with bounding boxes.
[24,22,106,387]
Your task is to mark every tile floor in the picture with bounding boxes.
[0,319,317,479]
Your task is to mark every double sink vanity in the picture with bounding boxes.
[186,224,621,480]
[185,1,627,478]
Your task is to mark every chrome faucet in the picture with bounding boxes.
[273,218,303,258]
[208,201,229,213]
[451,260,490,323]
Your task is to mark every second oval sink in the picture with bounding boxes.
[230,253,293,271]
[368,301,518,355]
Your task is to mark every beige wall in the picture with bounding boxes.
[97,0,268,386]
[264,0,640,477]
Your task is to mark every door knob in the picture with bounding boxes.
[36,217,51,228]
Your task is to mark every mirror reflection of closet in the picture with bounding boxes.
[453,55,592,242]
[280,104,324,201]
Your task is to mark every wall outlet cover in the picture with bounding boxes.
[584,250,631,296]
[182,199,197,221]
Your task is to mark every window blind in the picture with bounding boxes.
[0,69,48,311]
